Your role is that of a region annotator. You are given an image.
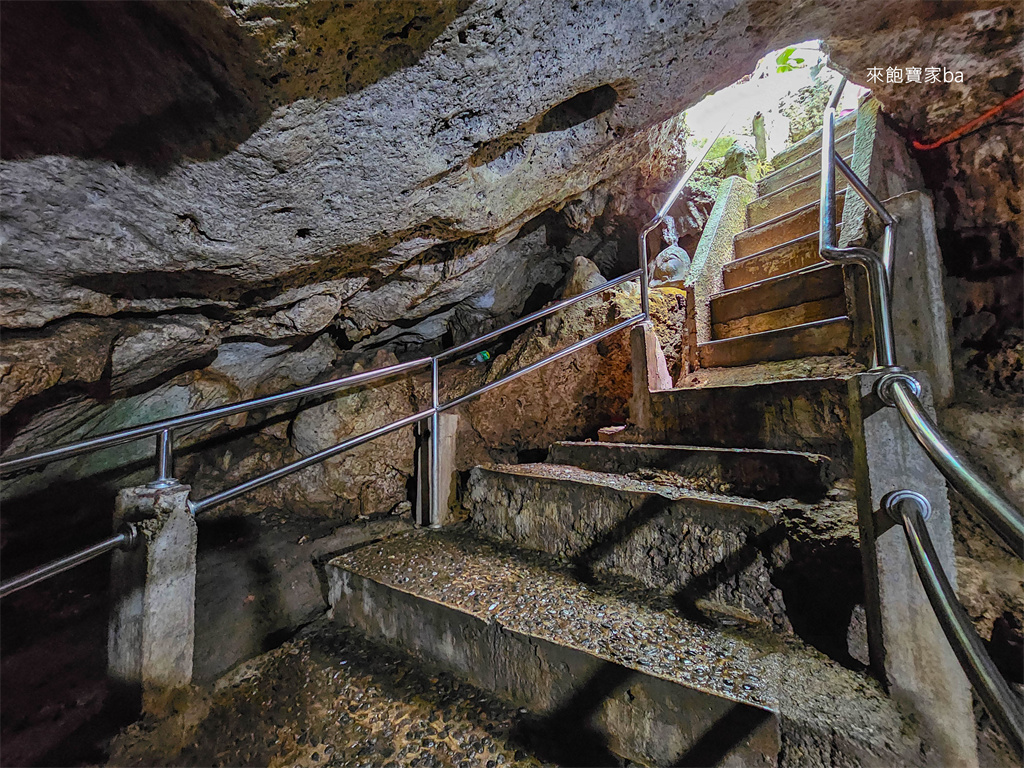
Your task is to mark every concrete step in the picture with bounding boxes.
[546,441,832,502]
[769,110,858,170]
[734,192,846,260]
[713,295,849,340]
[746,165,850,228]
[710,263,845,328]
[723,233,824,290]
[759,132,856,195]
[699,317,853,369]
[328,529,921,768]
[640,375,856,474]
[467,462,858,634]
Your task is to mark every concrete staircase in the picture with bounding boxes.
[329,405,937,765]
[327,431,924,766]
[698,112,858,369]
[323,104,966,766]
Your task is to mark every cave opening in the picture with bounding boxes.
[1,3,1022,767]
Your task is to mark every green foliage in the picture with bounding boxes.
[702,135,740,163]
[775,47,807,73]
[751,159,775,181]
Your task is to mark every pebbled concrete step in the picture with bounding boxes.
[769,110,858,170]
[734,192,845,260]
[546,441,832,502]
[328,529,921,768]
[759,132,856,195]
[723,233,824,290]
[699,316,853,368]
[746,165,850,228]
[467,462,858,634]
[710,263,845,329]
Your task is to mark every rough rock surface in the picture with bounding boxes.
[2,0,1016,490]
[1,5,1021,767]
[454,284,689,472]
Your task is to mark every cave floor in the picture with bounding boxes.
[108,616,556,768]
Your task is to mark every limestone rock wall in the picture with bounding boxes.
[1,0,1019,529]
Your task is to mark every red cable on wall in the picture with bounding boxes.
[912,90,1023,151]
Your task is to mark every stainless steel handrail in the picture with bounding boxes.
[0,357,433,475]
[822,81,1024,752]
[879,375,1024,558]
[819,76,1024,558]
[0,524,139,599]
[188,409,434,515]
[441,314,640,411]
[819,77,897,367]
[637,116,730,318]
[437,269,641,361]
[885,491,1024,756]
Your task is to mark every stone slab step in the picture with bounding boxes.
[759,132,856,195]
[710,263,845,327]
[769,110,858,170]
[713,295,849,340]
[734,192,846,260]
[546,441,832,502]
[698,316,853,368]
[746,165,850,228]
[467,462,861,634]
[327,530,920,768]
[642,375,856,474]
[723,233,824,290]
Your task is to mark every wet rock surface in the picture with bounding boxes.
[109,616,553,768]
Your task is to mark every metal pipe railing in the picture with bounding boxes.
[1,110,730,589]
[637,116,731,319]
[821,80,1024,753]
[0,356,432,476]
[440,314,642,412]
[885,491,1024,755]
[1,270,648,534]
[819,76,897,368]
[818,77,1023,557]
[0,524,139,599]
[188,409,433,515]
[437,268,641,361]
[878,375,1024,558]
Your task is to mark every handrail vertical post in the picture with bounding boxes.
[819,121,835,246]
[881,211,896,279]
[819,79,898,369]
[864,240,897,368]
[639,229,651,320]
[819,79,843,251]
[149,429,176,489]
[429,357,441,528]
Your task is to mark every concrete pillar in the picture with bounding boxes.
[847,372,978,768]
[414,411,459,526]
[886,191,955,406]
[108,482,196,716]
[629,321,671,433]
